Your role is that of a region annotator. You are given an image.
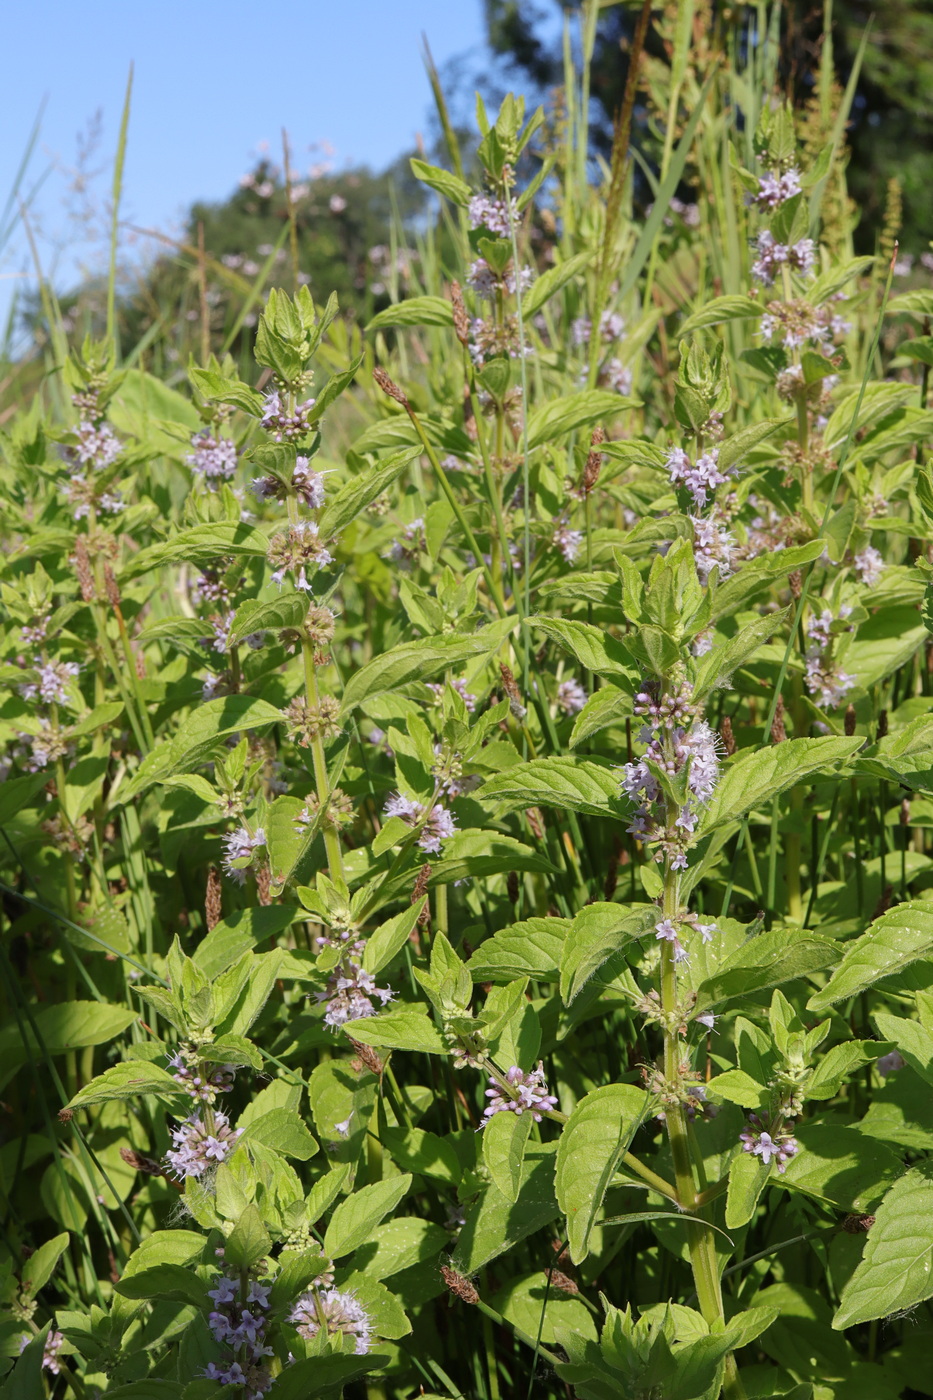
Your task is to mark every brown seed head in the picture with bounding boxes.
[120,1147,164,1176]
[73,535,96,602]
[57,1107,74,1123]
[583,426,606,495]
[525,806,544,841]
[450,280,470,347]
[205,866,223,931]
[255,863,272,906]
[720,714,737,756]
[348,1038,383,1076]
[877,709,888,740]
[373,366,410,409]
[844,703,857,737]
[788,569,802,600]
[547,1268,579,1295]
[506,870,519,905]
[842,1213,875,1234]
[440,1265,479,1305]
[901,796,911,826]
[770,695,787,745]
[103,563,121,608]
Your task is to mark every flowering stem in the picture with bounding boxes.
[302,641,344,882]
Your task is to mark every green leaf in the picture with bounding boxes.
[425,830,557,887]
[555,1084,650,1263]
[242,1108,319,1160]
[0,772,49,824]
[527,390,638,450]
[806,1039,893,1099]
[725,1151,771,1230]
[362,901,426,975]
[265,1355,386,1399]
[527,616,637,684]
[455,1147,559,1272]
[341,620,516,711]
[693,609,789,700]
[192,906,301,978]
[121,522,270,579]
[228,592,309,646]
[678,295,764,338]
[19,1232,69,1294]
[717,417,790,471]
[0,1001,137,1092]
[379,1127,461,1186]
[480,756,626,818]
[467,918,570,982]
[807,903,933,1011]
[706,1070,767,1109]
[367,296,454,331]
[118,696,283,801]
[779,1123,901,1212]
[67,1058,185,1111]
[323,1175,412,1259]
[482,1109,533,1203]
[872,1013,933,1088]
[834,1162,933,1328]
[355,1217,449,1280]
[520,252,593,317]
[701,737,862,833]
[408,158,472,205]
[693,927,838,1015]
[339,1272,411,1338]
[569,685,628,748]
[559,903,655,1004]
[114,1263,210,1309]
[224,1203,272,1268]
[319,446,420,538]
[341,1006,447,1054]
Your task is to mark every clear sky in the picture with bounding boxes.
[0,0,492,327]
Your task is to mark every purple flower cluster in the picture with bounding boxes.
[752,168,802,210]
[483,1064,559,1123]
[267,521,334,590]
[690,513,737,584]
[315,961,394,1030]
[18,1330,64,1375]
[854,546,883,586]
[187,431,238,483]
[221,826,266,885]
[666,446,728,510]
[620,682,721,867]
[204,1274,273,1397]
[557,678,587,715]
[292,456,325,508]
[19,660,80,705]
[804,608,855,710]
[553,523,583,564]
[73,420,122,470]
[383,792,457,854]
[427,677,476,711]
[739,1116,799,1172]
[261,390,316,442]
[468,194,515,236]
[62,476,126,519]
[289,1285,373,1354]
[751,231,816,285]
[654,914,717,966]
[572,310,626,346]
[164,1111,242,1179]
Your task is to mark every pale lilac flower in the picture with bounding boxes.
[482,1064,558,1123]
[666,446,728,510]
[74,420,121,470]
[696,1013,717,1030]
[655,918,689,963]
[752,168,801,210]
[316,961,394,1029]
[877,1050,905,1077]
[602,358,633,395]
[221,826,266,884]
[427,677,476,711]
[468,194,514,236]
[739,1119,799,1172]
[261,391,316,442]
[691,515,736,583]
[751,229,789,285]
[292,456,325,508]
[855,546,884,586]
[553,523,583,564]
[289,1286,373,1354]
[20,660,80,705]
[557,678,587,714]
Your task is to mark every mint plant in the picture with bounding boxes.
[3,8,933,1399]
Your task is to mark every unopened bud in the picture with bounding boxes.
[844,703,857,736]
[441,1265,479,1305]
[770,695,787,745]
[373,366,410,409]
[450,280,470,347]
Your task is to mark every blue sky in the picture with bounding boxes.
[0,0,494,325]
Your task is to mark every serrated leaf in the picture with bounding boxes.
[224,1203,272,1268]
[693,609,788,699]
[872,1012,933,1088]
[121,522,270,580]
[342,1005,447,1054]
[701,737,862,833]
[242,1108,319,1159]
[480,756,626,818]
[319,446,420,537]
[323,1175,412,1258]
[66,1061,185,1110]
[569,685,628,747]
[455,1147,559,1272]
[528,615,637,684]
[678,295,764,338]
[362,901,425,975]
[20,1232,69,1294]
[228,592,309,646]
[555,1084,649,1263]
[706,1069,767,1109]
[117,696,283,801]
[526,390,638,450]
[717,417,790,471]
[779,1123,901,1212]
[341,620,516,712]
[408,158,472,205]
[833,1162,933,1328]
[807,903,933,1011]
[694,927,838,1014]
[467,918,570,982]
[367,296,454,331]
[559,903,655,1004]
[192,906,301,978]
[482,1110,533,1203]
[725,1150,770,1229]
[521,252,593,317]
[114,1263,210,1309]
